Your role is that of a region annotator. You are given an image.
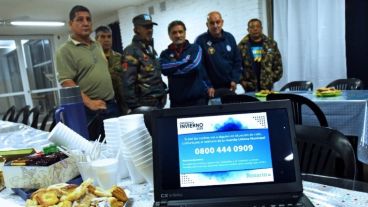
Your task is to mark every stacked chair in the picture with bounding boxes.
[326,78,363,90]
[2,105,55,131]
[266,93,328,127]
[280,81,313,91]
[295,125,356,179]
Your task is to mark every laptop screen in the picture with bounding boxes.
[151,100,302,202]
[177,112,274,188]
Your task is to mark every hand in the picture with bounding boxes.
[85,99,107,111]
[207,87,215,98]
[230,81,237,91]
[241,80,248,89]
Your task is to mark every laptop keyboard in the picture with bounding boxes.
[166,200,306,207]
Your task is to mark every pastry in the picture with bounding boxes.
[60,178,93,201]
[57,200,72,207]
[33,188,59,206]
[88,185,112,197]
[47,183,78,196]
[25,179,128,206]
[110,186,128,202]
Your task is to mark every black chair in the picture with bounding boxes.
[13,105,30,125]
[280,81,313,91]
[40,107,57,132]
[326,78,364,90]
[28,106,40,129]
[221,94,260,104]
[2,105,16,121]
[214,88,236,98]
[295,125,356,179]
[267,93,328,127]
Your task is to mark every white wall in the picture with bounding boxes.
[54,0,266,52]
[118,0,266,54]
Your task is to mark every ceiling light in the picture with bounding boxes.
[0,45,16,49]
[10,21,65,27]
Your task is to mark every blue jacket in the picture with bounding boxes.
[195,30,242,89]
[160,41,210,105]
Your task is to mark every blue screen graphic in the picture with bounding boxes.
[177,113,274,187]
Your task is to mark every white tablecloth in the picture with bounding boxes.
[301,94,368,164]
[1,179,368,207]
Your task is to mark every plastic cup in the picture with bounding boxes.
[118,154,129,179]
[91,158,119,190]
[132,152,152,165]
[135,162,153,186]
[77,161,95,182]
[125,159,146,184]
[129,144,152,158]
[119,114,145,131]
[134,157,153,167]
[125,138,151,152]
[48,122,93,153]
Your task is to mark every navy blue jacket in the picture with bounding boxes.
[160,41,210,105]
[195,30,242,89]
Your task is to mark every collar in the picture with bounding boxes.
[132,35,153,47]
[168,40,189,50]
[68,35,95,46]
[244,34,267,43]
[206,30,225,42]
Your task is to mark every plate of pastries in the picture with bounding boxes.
[25,179,128,207]
[315,87,342,97]
[255,90,279,97]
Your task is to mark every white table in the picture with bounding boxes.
[1,177,368,206]
[244,90,368,164]
[298,91,368,164]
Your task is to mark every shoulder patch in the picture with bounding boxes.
[125,55,139,65]
[122,62,128,71]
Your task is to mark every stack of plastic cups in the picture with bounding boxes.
[48,122,93,153]
[118,114,148,184]
[103,118,129,179]
[122,126,153,186]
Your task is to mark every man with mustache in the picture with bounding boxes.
[195,11,242,98]
[56,5,119,123]
[160,20,212,107]
[122,14,167,111]
[238,18,283,91]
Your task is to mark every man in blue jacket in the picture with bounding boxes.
[160,20,214,107]
[195,11,242,98]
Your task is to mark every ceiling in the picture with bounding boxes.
[0,0,150,36]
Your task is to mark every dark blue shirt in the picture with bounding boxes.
[195,30,242,89]
[160,41,210,105]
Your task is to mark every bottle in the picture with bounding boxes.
[55,86,89,139]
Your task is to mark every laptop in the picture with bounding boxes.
[150,100,314,207]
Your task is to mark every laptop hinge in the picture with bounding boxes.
[154,200,168,207]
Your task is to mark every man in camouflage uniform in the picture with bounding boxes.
[122,14,166,110]
[238,18,283,91]
[95,25,128,115]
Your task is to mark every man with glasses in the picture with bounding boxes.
[238,18,283,92]
[122,14,167,111]
[56,5,120,123]
[195,11,242,98]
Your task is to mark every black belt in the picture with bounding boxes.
[105,99,116,104]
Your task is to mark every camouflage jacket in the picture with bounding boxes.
[122,35,166,109]
[106,50,129,114]
[238,34,283,91]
